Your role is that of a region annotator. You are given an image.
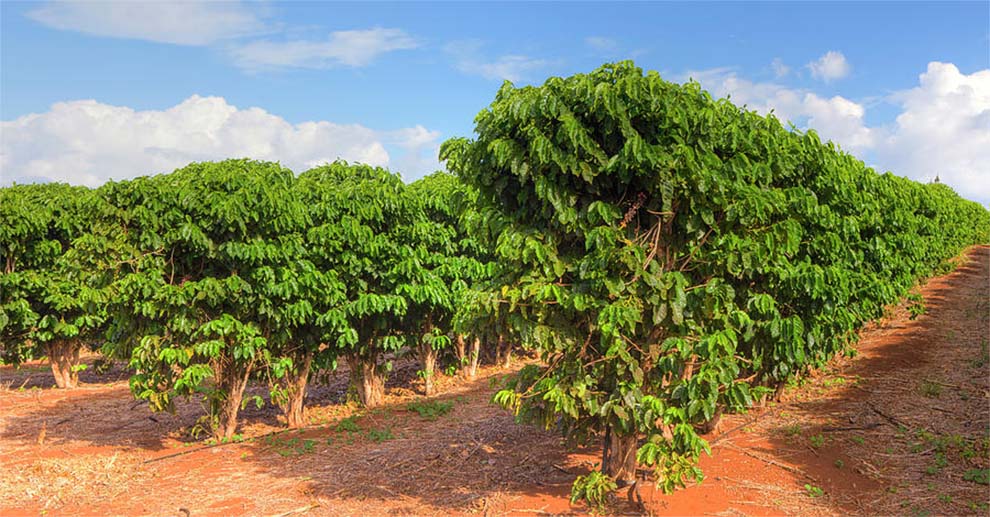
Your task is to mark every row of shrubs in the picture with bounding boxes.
[1,161,505,438]
[2,61,987,506]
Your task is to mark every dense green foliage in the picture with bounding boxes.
[442,61,989,495]
[0,183,111,388]
[0,160,503,437]
[404,173,463,389]
[1,60,986,504]
[295,162,424,407]
[408,172,501,381]
[97,160,314,438]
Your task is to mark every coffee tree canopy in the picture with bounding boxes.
[442,61,989,497]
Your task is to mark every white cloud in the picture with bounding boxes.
[875,62,990,203]
[445,40,553,82]
[25,3,419,72]
[461,55,552,82]
[26,0,266,46]
[802,94,877,151]
[388,126,441,151]
[771,58,790,78]
[586,36,619,52]
[384,126,443,178]
[0,96,442,187]
[230,28,419,70]
[684,68,876,151]
[808,51,851,82]
[685,68,805,123]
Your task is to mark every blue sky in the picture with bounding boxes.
[2,1,988,203]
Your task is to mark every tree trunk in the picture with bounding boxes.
[419,319,437,396]
[212,362,252,440]
[603,428,639,487]
[420,342,437,396]
[773,380,787,402]
[47,340,81,389]
[280,349,313,428]
[465,336,481,379]
[756,378,786,407]
[496,334,511,369]
[454,334,467,370]
[696,406,723,435]
[347,353,384,408]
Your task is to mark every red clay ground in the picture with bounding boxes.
[2,246,988,516]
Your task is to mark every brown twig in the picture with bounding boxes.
[868,403,910,429]
[720,443,816,481]
[265,503,320,517]
[710,405,782,445]
[821,423,881,432]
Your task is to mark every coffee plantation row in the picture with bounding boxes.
[2,62,987,505]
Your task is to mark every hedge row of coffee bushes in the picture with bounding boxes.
[1,161,493,438]
[2,60,987,505]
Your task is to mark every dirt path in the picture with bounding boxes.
[2,246,987,516]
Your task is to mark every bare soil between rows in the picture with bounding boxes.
[2,246,988,516]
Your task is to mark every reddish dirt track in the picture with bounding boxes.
[2,246,988,516]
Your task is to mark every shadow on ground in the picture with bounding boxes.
[1,348,581,515]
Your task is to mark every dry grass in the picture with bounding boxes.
[0,453,148,510]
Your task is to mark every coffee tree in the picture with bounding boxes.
[298,162,425,407]
[253,187,346,428]
[447,187,517,376]
[407,172,497,390]
[0,183,110,388]
[442,61,989,503]
[100,159,310,439]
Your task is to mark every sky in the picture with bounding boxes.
[1,1,988,204]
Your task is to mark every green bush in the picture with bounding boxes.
[442,61,989,504]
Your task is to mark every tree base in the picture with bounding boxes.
[496,335,511,369]
[604,429,638,486]
[463,337,481,379]
[281,350,313,428]
[695,407,723,435]
[347,354,385,407]
[47,341,81,389]
[420,344,437,396]
[211,363,252,440]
